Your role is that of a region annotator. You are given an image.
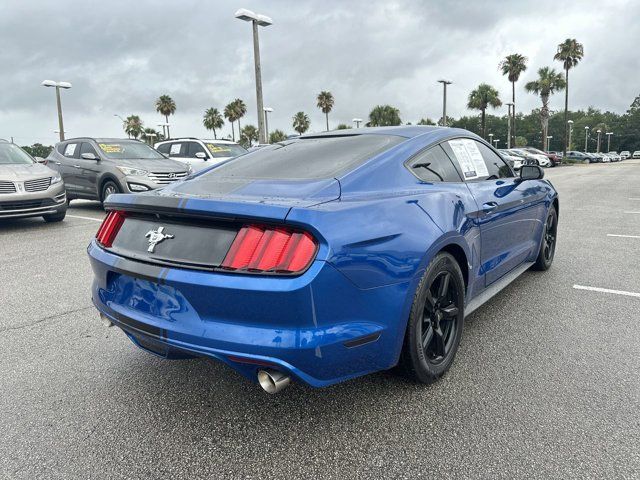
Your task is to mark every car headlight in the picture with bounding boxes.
[51,173,63,184]
[117,166,149,176]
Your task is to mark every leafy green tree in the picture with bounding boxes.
[367,105,401,127]
[224,102,238,141]
[316,91,335,131]
[269,129,288,143]
[141,127,162,145]
[124,115,144,139]
[500,53,528,145]
[417,118,436,125]
[155,95,176,138]
[525,67,566,151]
[467,84,502,139]
[232,99,247,134]
[292,111,310,135]
[514,136,528,147]
[203,107,224,139]
[336,123,351,129]
[21,143,53,158]
[555,39,584,156]
[240,124,258,148]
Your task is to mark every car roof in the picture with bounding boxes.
[300,125,481,141]
[58,137,141,144]
[156,137,239,145]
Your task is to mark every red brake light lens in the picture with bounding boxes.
[221,225,318,274]
[96,211,127,247]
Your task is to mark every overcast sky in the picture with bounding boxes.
[1,0,638,145]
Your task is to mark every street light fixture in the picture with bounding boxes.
[157,122,170,139]
[606,132,613,152]
[488,133,494,145]
[596,129,602,153]
[41,80,72,141]
[263,107,273,143]
[235,8,272,145]
[546,135,553,152]
[437,80,452,126]
[494,139,500,148]
[352,118,363,128]
[584,126,590,153]
[567,120,574,150]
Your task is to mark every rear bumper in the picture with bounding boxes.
[88,240,412,387]
[0,183,66,218]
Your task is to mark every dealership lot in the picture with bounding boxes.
[1,162,639,478]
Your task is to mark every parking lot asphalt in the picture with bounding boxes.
[1,162,639,479]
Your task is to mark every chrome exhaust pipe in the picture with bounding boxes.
[257,369,290,394]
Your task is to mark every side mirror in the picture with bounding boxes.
[194,151,207,160]
[35,156,47,164]
[519,165,544,181]
[81,152,99,161]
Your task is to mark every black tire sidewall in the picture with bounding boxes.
[533,205,558,271]
[403,252,465,383]
[101,181,120,203]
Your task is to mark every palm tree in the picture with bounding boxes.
[269,129,287,143]
[233,99,247,135]
[224,102,238,141]
[124,115,144,139]
[316,91,334,131]
[155,95,176,139]
[240,124,258,147]
[417,118,436,125]
[467,84,502,139]
[367,105,402,126]
[525,67,566,151]
[203,108,224,139]
[141,127,162,145]
[554,38,584,157]
[292,111,310,135]
[499,53,528,146]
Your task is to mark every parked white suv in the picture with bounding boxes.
[155,138,247,172]
[620,151,631,159]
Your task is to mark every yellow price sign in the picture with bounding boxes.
[99,143,124,154]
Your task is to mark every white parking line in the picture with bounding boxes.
[629,198,640,200]
[623,211,640,214]
[573,284,640,298]
[66,214,103,222]
[607,234,640,239]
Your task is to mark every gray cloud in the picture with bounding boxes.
[1,0,638,144]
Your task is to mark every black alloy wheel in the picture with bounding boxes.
[532,205,558,271]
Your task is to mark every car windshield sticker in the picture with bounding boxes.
[448,139,489,179]
[64,144,76,157]
[206,144,231,153]
[170,143,181,155]
[98,144,124,154]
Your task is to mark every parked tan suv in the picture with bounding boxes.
[0,140,67,222]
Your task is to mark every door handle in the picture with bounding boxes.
[54,161,61,165]
[482,202,499,213]
[73,164,81,168]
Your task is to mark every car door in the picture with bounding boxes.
[442,138,546,286]
[75,142,102,198]
[55,142,81,193]
[186,141,210,171]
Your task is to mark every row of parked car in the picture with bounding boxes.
[563,150,640,163]
[499,147,559,170]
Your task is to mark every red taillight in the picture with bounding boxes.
[96,211,127,247]
[221,225,318,274]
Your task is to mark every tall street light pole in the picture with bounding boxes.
[263,107,273,143]
[546,136,553,152]
[567,120,574,151]
[352,118,363,128]
[584,126,590,153]
[41,80,72,141]
[506,102,514,148]
[437,80,452,126]
[606,132,613,152]
[596,129,602,153]
[235,8,272,145]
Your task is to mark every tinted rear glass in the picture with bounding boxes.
[203,135,403,179]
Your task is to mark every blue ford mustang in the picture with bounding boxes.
[89,126,558,393]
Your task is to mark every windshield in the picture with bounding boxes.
[201,134,403,180]
[205,142,247,158]
[0,143,35,165]
[97,141,165,160]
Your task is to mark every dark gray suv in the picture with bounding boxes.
[46,138,191,204]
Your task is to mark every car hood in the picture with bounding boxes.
[114,158,189,172]
[0,162,56,181]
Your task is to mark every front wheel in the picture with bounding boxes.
[101,180,120,204]
[400,252,465,384]
[532,205,558,271]
[43,211,66,223]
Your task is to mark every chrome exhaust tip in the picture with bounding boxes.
[257,369,290,394]
[100,313,113,327]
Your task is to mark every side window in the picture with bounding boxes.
[188,142,207,157]
[475,141,514,178]
[168,142,183,157]
[63,143,80,158]
[79,142,99,158]
[407,145,462,182]
[442,139,513,181]
[156,143,171,155]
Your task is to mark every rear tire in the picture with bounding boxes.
[43,211,66,223]
[532,205,558,271]
[399,252,465,384]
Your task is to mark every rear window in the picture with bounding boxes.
[203,135,403,179]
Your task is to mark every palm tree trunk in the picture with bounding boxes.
[231,122,235,142]
[213,128,217,140]
[563,68,569,155]
[165,115,171,139]
[511,81,516,147]
[481,109,486,139]
[325,112,329,131]
[238,118,242,138]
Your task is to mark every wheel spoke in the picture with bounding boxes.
[425,289,436,309]
[441,304,459,319]
[432,325,446,357]
[438,273,450,300]
[422,324,434,349]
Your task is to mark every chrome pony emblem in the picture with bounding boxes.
[145,226,174,253]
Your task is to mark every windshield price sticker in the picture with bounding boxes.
[448,139,489,179]
[64,144,76,156]
[99,143,124,154]
[170,144,181,155]
[206,144,231,153]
